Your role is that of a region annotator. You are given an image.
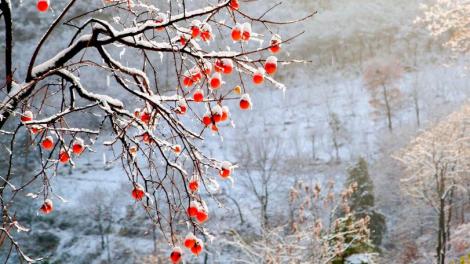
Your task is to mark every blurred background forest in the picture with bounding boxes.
[0,0,469,263]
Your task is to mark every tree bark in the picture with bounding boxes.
[0,0,13,92]
[436,171,447,264]
[413,91,420,127]
[437,197,445,264]
[382,85,393,131]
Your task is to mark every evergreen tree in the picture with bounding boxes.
[346,157,386,247]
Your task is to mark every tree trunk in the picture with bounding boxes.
[437,197,446,264]
[105,234,111,263]
[99,223,105,250]
[333,137,340,161]
[382,85,393,131]
[152,224,157,255]
[261,196,268,229]
[446,189,454,250]
[226,195,245,225]
[98,208,105,250]
[0,0,13,92]
[460,203,465,224]
[414,92,420,127]
[262,179,269,228]
[311,134,316,160]
[436,171,447,264]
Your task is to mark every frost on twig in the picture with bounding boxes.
[0,0,314,262]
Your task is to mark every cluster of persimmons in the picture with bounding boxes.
[29,0,284,262]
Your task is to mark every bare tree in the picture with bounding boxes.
[221,181,374,264]
[411,74,421,127]
[363,56,403,132]
[410,43,422,128]
[0,0,314,262]
[416,0,470,53]
[235,136,283,229]
[394,104,470,264]
[79,187,116,263]
[328,111,347,162]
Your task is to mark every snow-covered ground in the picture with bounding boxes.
[36,56,469,263]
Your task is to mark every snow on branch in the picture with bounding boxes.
[0,0,315,262]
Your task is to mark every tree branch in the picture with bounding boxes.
[26,0,78,81]
[0,0,12,92]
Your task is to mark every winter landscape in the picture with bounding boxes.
[0,0,469,263]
